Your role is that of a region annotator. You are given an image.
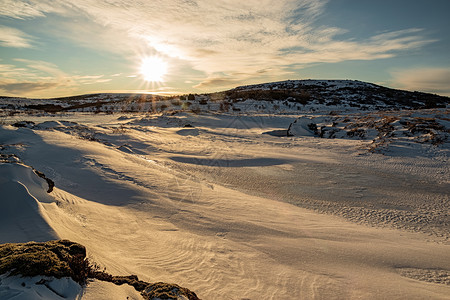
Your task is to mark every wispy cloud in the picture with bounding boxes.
[71,75,105,85]
[0,82,60,94]
[14,58,65,77]
[0,61,28,78]
[94,78,112,83]
[0,0,438,91]
[0,26,34,48]
[390,68,450,96]
[58,1,434,87]
[0,0,63,19]
[0,58,117,97]
[0,61,63,96]
[194,77,243,89]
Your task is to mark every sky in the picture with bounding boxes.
[0,0,449,98]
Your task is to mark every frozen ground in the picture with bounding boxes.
[0,110,449,299]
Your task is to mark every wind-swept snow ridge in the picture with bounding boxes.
[0,163,58,243]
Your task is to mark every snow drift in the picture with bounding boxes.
[0,163,58,243]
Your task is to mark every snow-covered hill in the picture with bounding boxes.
[1,80,448,115]
[225,79,448,110]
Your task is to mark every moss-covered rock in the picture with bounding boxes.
[142,282,199,300]
[1,240,201,299]
[0,240,87,284]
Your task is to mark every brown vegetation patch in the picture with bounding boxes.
[397,268,450,285]
[0,240,87,284]
[142,282,200,300]
[0,240,200,299]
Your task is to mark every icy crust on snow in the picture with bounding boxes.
[0,274,82,300]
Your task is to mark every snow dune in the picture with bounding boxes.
[0,112,449,299]
[0,163,57,243]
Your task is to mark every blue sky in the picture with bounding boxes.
[0,0,449,97]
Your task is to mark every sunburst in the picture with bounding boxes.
[140,56,168,82]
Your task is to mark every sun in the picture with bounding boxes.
[140,56,168,82]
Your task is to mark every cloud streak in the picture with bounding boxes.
[0,59,117,97]
[0,0,63,19]
[0,82,60,94]
[14,58,65,77]
[0,26,34,48]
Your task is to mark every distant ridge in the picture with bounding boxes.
[2,79,450,100]
[220,79,449,109]
[1,79,448,113]
[233,79,380,90]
